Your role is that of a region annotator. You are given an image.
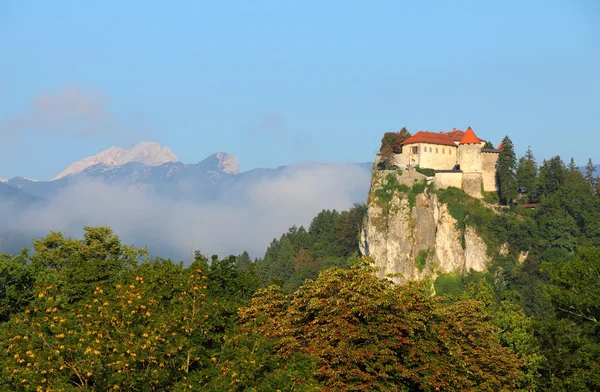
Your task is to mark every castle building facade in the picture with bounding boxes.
[393,127,501,198]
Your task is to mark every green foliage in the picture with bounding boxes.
[516,146,538,201]
[496,135,518,205]
[415,248,434,272]
[378,128,411,169]
[1,143,599,390]
[0,251,35,322]
[373,173,428,218]
[538,155,567,196]
[584,158,597,191]
[242,265,524,390]
[256,204,367,292]
[414,166,435,177]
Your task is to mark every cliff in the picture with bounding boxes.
[360,169,492,284]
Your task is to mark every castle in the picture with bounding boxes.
[393,127,501,198]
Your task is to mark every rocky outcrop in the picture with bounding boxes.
[360,170,490,284]
[53,142,178,180]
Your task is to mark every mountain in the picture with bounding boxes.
[1,144,373,258]
[0,183,42,206]
[53,141,178,180]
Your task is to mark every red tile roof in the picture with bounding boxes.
[459,127,482,144]
[401,131,457,147]
[497,142,504,150]
[443,129,465,142]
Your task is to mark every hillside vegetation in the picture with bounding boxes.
[1,144,599,390]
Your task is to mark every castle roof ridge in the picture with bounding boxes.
[459,127,481,144]
[401,130,456,147]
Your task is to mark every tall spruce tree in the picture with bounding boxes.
[516,146,538,201]
[567,157,579,173]
[496,136,518,205]
[584,158,597,192]
[538,156,567,196]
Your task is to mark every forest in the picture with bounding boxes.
[1,139,599,391]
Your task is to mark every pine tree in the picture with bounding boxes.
[584,158,597,192]
[496,136,518,205]
[537,156,567,195]
[516,146,538,201]
[567,157,579,173]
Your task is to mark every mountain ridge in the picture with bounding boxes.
[53,141,179,180]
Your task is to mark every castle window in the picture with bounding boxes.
[449,149,452,155]
[429,147,432,152]
[436,148,438,153]
[442,149,445,154]
[412,146,418,154]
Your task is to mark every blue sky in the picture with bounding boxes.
[0,0,598,180]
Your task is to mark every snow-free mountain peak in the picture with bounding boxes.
[53,142,178,180]
[212,152,239,175]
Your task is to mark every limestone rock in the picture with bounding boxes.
[360,170,491,283]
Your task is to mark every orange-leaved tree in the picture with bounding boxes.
[238,262,524,391]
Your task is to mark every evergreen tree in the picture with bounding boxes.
[584,158,597,192]
[567,157,578,173]
[538,156,567,195]
[516,146,538,201]
[496,136,518,205]
[235,250,252,271]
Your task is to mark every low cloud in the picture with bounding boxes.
[0,164,371,262]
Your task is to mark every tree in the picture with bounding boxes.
[393,127,411,153]
[516,146,538,201]
[235,251,252,271]
[240,264,524,390]
[567,157,579,173]
[378,132,396,169]
[0,251,35,322]
[584,158,597,192]
[1,252,219,390]
[28,227,148,308]
[484,140,495,149]
[537,156,566,196]
[496,136,518,205]
[537,247,600,390]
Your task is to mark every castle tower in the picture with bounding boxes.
[457,127,484,198]
[457,127,482,172]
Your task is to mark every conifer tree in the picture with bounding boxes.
[538,156,567,195]
[567,157,579,173]
[516,146,538,201]
[584,158,597,192]
[496,136,518,205]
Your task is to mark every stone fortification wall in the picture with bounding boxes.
[434,172,463,189]
[457,144,482,173]
[481,152,499,192]
[462,172,483,198]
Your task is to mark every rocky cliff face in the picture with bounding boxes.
[360,170,490,284]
